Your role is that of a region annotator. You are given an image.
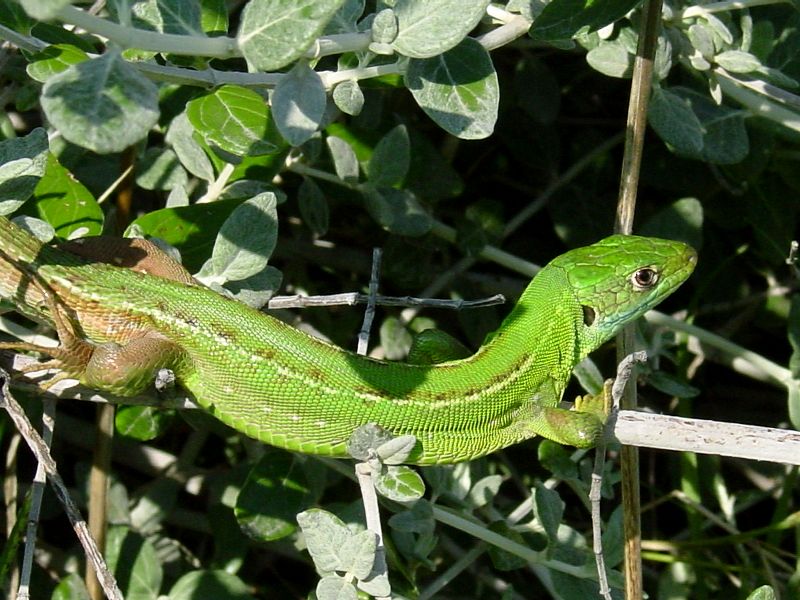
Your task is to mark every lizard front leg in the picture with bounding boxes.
[515,379,612,448]
[1,270,188,396]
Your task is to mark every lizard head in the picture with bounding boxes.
[551,234,697,351]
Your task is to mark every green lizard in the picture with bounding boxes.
[0,215,696,464]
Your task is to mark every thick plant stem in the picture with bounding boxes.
[615,0,664,598]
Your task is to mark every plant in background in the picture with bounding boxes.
[0,0,798,599]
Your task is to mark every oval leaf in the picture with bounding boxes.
[392,0,490,58]
[186,85,280,157]
[272,61,327,146]
[41,51,159,154]
[238,0,346,71]
[405,37,498,140]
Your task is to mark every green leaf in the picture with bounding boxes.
[201,0,228,35]
[648,87,704,155]
[363,186,432,236]
[647,371,701,399]
[745,585,777,600]
[406,37,499,139]
[31,153,103,238]
[367,124,410,187]
[531,0,642,41]
[392,0,490,58]
[586,40,633,78]
[272,61,327,146]
[186,85,281,157]
[105,526,163,600]
[235,450,316,541]
[167,570,250,600]
[196,192,278,284]
[26,44,89,83]
[132,0,204,36]
[127,199,247,272]
[373,465,425,501]
[0,128,49,216]
[51,573,90,600]
[387,499,435,534]
[41,51,159,154]
[238,0,346,71]
[0,0,35,32]
[486,521,529,571]
[115,405,174,441]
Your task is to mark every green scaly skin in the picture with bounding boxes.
[0,216,696,464]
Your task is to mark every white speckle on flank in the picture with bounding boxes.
[316,420,327,428]
[290,415,301,422]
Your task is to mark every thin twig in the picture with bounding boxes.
[16,398,54,600]
[357,248,382,355]
[615,0,663,597]
[267,291,505,310]
[354,249,390,600]
[0,372,123,600]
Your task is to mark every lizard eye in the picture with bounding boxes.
[631,267,659,290]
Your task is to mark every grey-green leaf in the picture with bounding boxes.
[392,0,490,58]
[199,192,278,284]
[363,186,432,236]
[272,61,327,146]
[298,177,330,236]
[316,576,358,600]
[19,0,70,20]
[715,50,761,73]
[332,80,365,116]
[406,37,498,139]
[41,51,159,154]
[0,128,49,215]
[648,87,704,155]
[533,481,565,543]
[376,434,417,465]
[297,508,351,572]
[327,135,360,182]
[586,41,632,78]
[339,530,378,579]
[368,124,410,187]
[238,0,346,71]
[165,112,215,182]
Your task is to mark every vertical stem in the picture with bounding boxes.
[85,403,115,600]
[615,1,663,599]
